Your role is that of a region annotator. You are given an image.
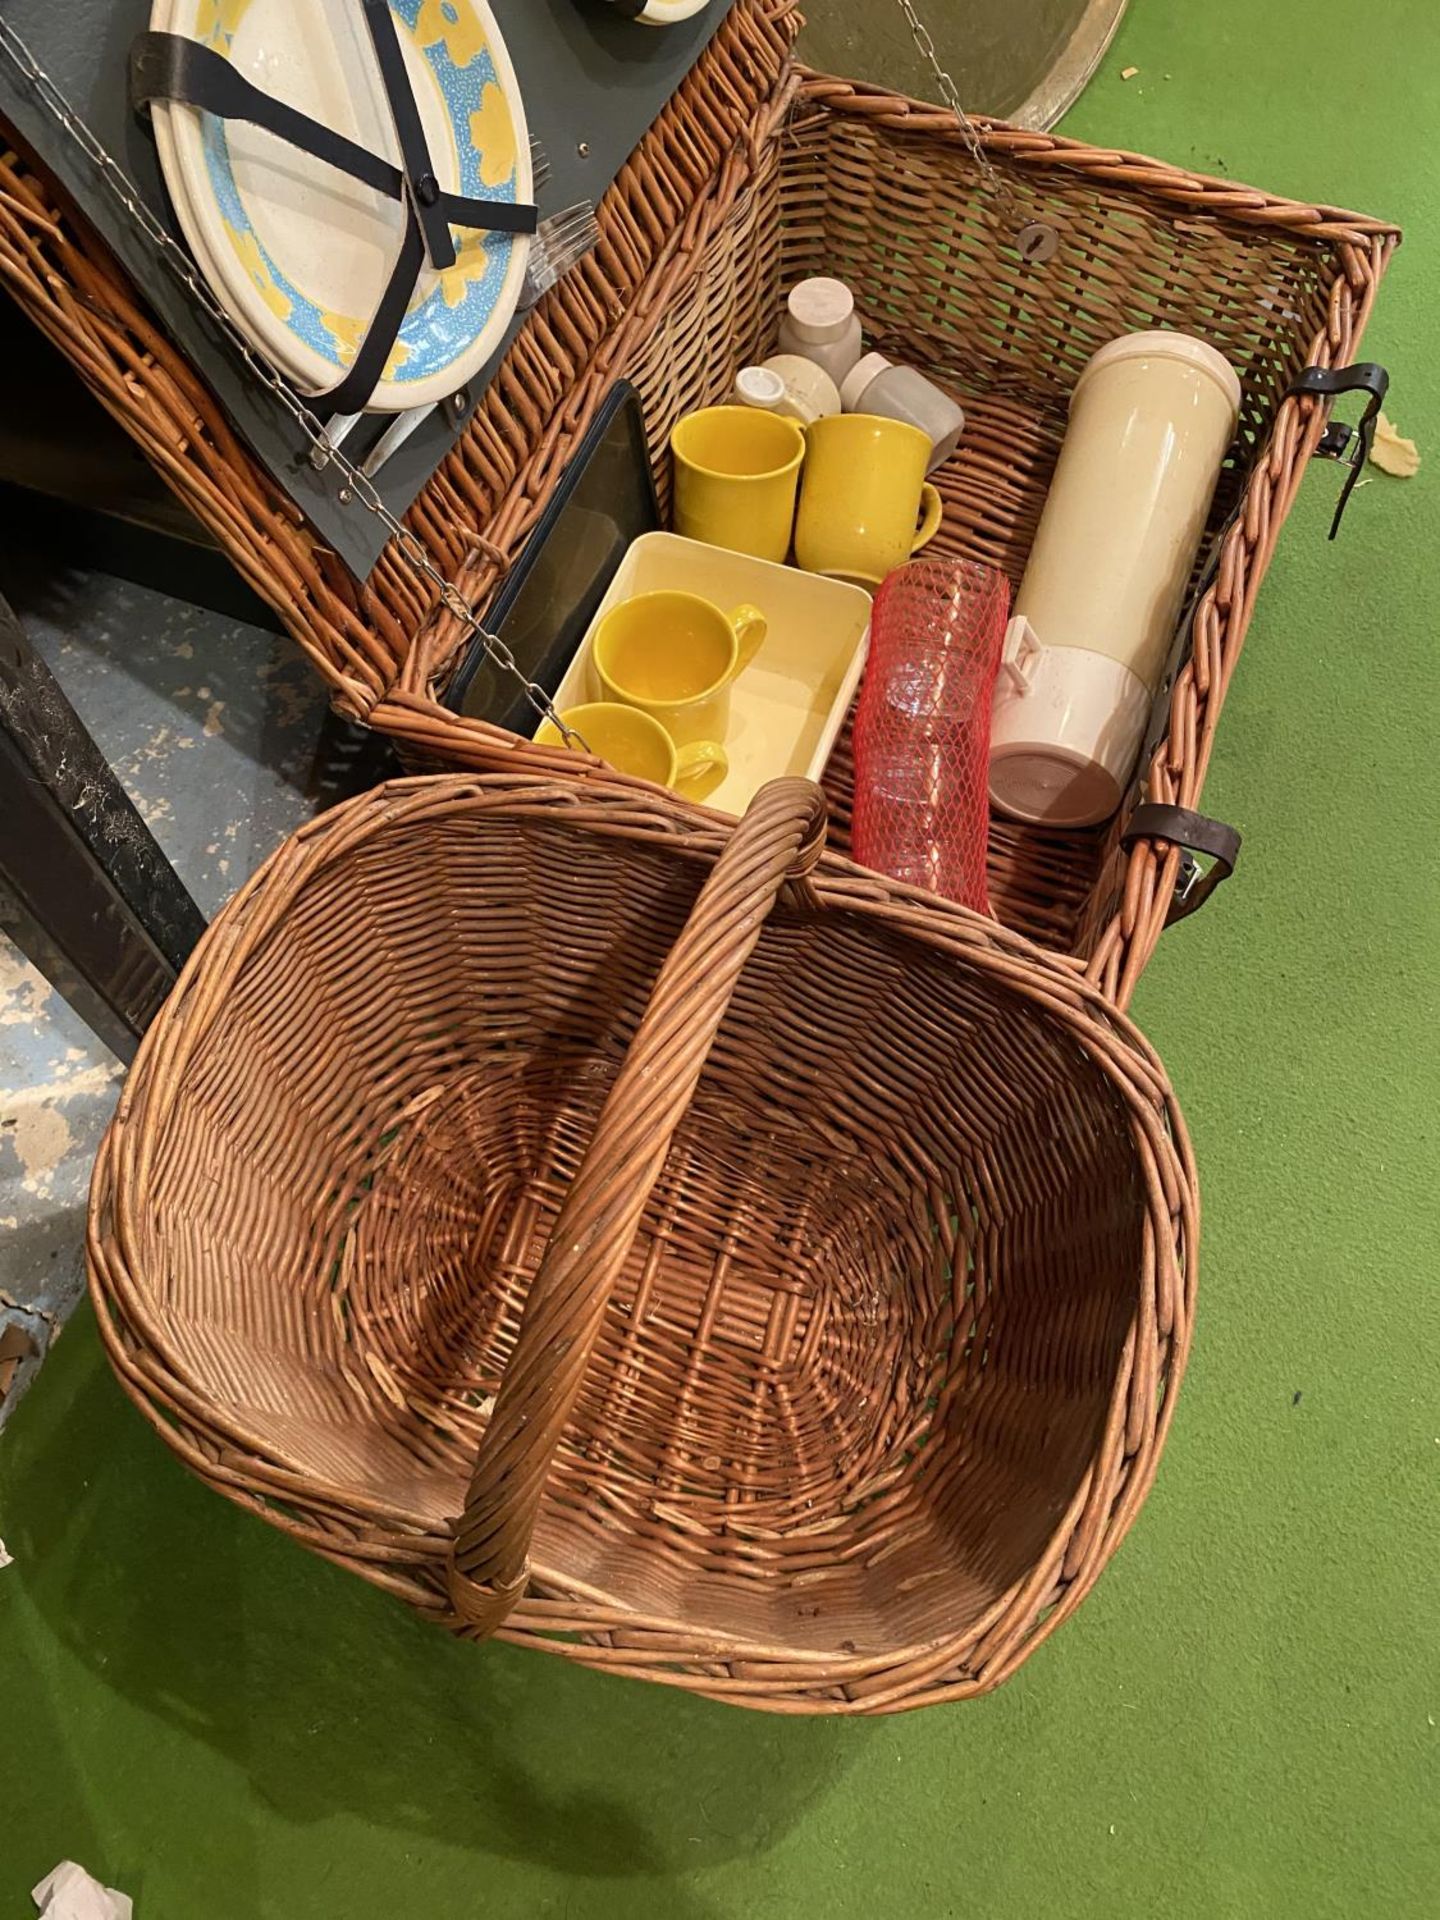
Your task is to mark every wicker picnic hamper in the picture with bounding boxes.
[89,772,1194,1710]
[0,0,1400,1004]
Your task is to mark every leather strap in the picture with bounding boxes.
[1287,362,1391,540]
[131,28,537,411]
[1120,803,1241,925]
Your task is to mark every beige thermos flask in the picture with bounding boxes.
[989,331,1242,827]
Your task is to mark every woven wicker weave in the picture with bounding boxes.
[89,773,1195,1710]
[0,3,1398,1000]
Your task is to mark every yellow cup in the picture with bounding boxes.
[535,701,728,801]
[794,413,944,585]
[670,406,806,562]
[591,590,767,760]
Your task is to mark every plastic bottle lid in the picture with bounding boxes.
[989,622,1152,828]
[1073,330,1243,420]
[785,277,856,344]
[735,365,787,409]
[839,351,893,412]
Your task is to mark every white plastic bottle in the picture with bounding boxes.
[775,278,864,386]
[989,330,1242,828]
[840,353,966,472]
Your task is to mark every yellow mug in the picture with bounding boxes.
[794,413,944,585]
[535,701,728,801]
[670,406,806,562]
[592,590,767,756]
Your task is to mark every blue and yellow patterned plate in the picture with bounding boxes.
[153,0,532,411]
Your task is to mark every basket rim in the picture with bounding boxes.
[794,69,1402,244]
[117,770,1185,1100]
[0,2,1394,1005]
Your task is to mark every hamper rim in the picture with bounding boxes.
[112,770,1182,1093]
[790,69,1402,242]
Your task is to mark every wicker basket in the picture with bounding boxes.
[0,2,1397,999]
[89,774,1194,1711]
[379,75,1400,1002]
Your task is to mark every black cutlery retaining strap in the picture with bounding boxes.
[359,0,454,269]
[131,33,396,195]
[130,29,537,414]
[129,35,537,236]
[1120,804,1241,925]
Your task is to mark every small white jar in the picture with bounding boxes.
[839,352,966,472]
[775,278,864,386]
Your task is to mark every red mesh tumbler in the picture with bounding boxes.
[850,558,1010,913]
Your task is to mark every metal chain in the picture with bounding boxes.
[0,17,584,745]
[887,0,1057,259]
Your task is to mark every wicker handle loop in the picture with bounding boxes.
[446,777,828,1633]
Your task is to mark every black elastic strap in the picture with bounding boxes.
[319,207,424,415]
[131,32,400,197]
[132,33,537,237]
[359,0,455,270]
[433,189,537,238]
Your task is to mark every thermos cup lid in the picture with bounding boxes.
[735,365,787,409]
[1073,330,1243,420]
[989,620,1153,828]
[785,277,857,342]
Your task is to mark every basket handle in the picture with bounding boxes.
[446,776,829,1634]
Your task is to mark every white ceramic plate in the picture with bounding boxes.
[608,1,713,25]
[152,0,532,410]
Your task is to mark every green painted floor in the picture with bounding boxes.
[3,1,1437,1913]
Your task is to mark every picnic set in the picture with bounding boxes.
[0,0,1397,1709]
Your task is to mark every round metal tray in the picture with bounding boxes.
[798,0,1128,129]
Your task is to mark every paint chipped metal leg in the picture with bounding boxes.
[0,587,206,1063]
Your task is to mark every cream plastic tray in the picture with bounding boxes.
[538,532,872,816]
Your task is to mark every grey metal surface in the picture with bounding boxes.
[0,587,207,1063]
[800,0,1126,127]
[0,0,738,578]
[0,540,336,1425]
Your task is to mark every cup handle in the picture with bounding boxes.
[910,484,944,555]
[999,615,1043,694]
[727,604,768,670]
[673,739,729,803]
